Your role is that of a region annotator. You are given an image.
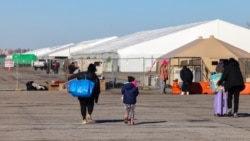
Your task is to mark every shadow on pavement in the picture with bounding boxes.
[95,119,167,125]
[95,119,124,123]
[135,120,167,125]
[238,113,250,118]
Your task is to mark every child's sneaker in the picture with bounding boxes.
[180,92,185,95]
[130,118,135,125]
[124,117,128,124]
[81,119,87,124]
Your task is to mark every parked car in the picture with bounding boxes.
[32,59,46,70]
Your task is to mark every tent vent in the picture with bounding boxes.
[198,36,203,39]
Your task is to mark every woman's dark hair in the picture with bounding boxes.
[87,63,97,72]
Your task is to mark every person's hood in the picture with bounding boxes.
[226,60,239,68]
[123,82,135,90]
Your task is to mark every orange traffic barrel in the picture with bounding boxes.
[199,82,214,94]
[240,82,250,95]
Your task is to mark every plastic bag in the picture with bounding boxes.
[68,78,95,97]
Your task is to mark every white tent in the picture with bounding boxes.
[25,43,74,58]
[72,19,250,72]
[72,21,207,58]
[48,36,117,59]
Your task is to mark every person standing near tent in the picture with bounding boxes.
[68,62,77,78]
[52,60,60,74]
[217,58,245,118]
[159,59,168,94]
[180,66,193,95]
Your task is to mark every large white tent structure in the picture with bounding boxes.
[25,37,117,59]
[72,19,250,72]
[48,36,117,59]
[24,43,75,58]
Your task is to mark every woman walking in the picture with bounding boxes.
[68,64,100,124]
[217,58,245,118]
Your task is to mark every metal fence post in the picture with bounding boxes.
[143,57,145,87]
[15,59,19,90]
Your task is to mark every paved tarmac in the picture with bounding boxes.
[0,88,250,141]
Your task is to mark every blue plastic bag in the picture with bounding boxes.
[68,77,95,97]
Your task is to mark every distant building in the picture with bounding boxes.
[0,49,10,55]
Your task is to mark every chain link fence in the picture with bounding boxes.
[1,57,250,91]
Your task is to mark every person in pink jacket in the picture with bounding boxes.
[159,59,168,94]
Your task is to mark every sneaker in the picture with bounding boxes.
[81,119,87,124]
[233,113,238,118]
[180,92,185,95]
[186,92,189,95]
[124,117,128,124]
[130,118,135,125]
[227,109,232,117]
[87,114,93,123]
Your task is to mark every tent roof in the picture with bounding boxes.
[73,19,250,57]
[24,43,75,58]
[48,36,117,58]
[72,20,209,55]
[159,36,250,59]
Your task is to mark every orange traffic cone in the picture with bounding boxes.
[172,81,182,94]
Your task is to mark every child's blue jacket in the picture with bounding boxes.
[121,82,139,104]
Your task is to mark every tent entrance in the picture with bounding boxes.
[167,57,212,86]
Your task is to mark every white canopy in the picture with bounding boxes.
[48,36,117,59]
[73,19,250,59]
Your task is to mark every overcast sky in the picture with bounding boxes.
[0,0,249,50]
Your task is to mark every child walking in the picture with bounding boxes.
[121,76,139,125]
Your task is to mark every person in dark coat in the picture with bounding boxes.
[121,76,139,125]
[217,58,245,118]
[68,62,77,75]
[180,66,193,95]
[68,63,100,124]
